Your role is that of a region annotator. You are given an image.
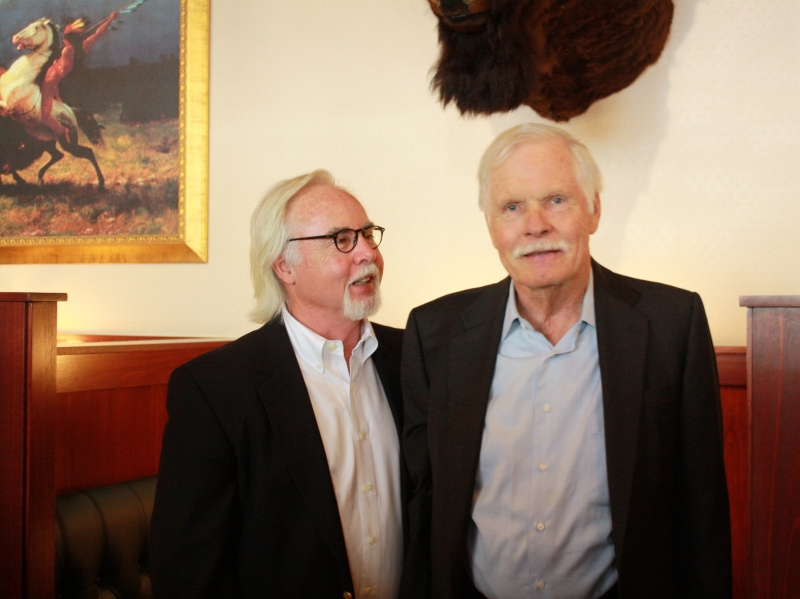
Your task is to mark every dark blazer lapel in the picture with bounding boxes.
[371,324,411,548]
[252,322,352,587]
[371,327,403,435]
[442,280,508,540]
[592,261,648,562]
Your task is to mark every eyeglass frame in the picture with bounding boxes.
[286,225,385,253]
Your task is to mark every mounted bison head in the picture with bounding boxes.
[428,0,674,121]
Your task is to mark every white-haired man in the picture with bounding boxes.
[401,124,732,599]
[151,171,405,599]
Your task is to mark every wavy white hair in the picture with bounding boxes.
[249,170,337,323]
[477,123,602,213]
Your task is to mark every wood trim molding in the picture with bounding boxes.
[740,295,800,308]
[57,340,229,393]
[715,346,747,387]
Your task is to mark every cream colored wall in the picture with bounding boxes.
[1,0,798,346]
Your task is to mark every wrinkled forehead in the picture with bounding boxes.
[489,139,577,187]
[287,185,370,234]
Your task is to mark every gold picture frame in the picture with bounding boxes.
[0,0,209,263]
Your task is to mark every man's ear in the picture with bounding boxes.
[272,254,296,286]
[589,193,601,234]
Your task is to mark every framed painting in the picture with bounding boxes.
[0,0,208,263]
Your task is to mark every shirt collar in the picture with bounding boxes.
[282,307,378,373]
[501,269,596,341]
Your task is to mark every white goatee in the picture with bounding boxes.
[343,263,382,321]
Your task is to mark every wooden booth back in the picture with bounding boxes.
[0,293,227,598]
[3,293,796,599]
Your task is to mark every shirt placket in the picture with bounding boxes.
[349,349,381,598]
[529,350,553,596]
[529,328,580,596]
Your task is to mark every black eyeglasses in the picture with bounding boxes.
[287,225,384,253]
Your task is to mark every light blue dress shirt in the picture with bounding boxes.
[468,274,618,599]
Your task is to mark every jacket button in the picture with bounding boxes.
[343,593,353,599]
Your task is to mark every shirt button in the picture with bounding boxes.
[537,521,545,531]
[365,588,373,596]
[544,404,551,412]
[364,483,372,492]
[368,535,377,544]
[539,462,547,471]
[315,363,322,370]
[537,580,546,590]
[359,432,367,441]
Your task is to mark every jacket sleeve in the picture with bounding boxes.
[150,366,238,599]
[677,293,733,598]
[399,309,433,599]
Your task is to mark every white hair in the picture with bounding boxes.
[249,170,336,323]
[477,123,602,213]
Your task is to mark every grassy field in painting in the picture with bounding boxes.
[0,107,179,238]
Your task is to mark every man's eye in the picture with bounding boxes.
[548,196,570,210]
[505,204,519,211]
[336,230,355,243]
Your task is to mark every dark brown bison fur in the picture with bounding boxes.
[430,0,674,121]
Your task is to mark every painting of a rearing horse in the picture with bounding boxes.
[0,0,182,244]
[0,17,106,188]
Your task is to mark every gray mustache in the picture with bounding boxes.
[348,263,381,287]
[512,241,571,259]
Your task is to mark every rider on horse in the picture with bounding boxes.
[40,11,119,142]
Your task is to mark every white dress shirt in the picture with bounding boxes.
[468,274,618,599]
[283,308,402,599]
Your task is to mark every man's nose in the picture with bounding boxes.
[524,205,553,237]
[352,236,377,263]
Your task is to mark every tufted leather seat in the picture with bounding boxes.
[56,476,156,599]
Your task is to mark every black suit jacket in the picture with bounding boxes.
[401,261,732,599]
[150,319,405,599]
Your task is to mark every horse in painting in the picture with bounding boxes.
[0,17,105,189]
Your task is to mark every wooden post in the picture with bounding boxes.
[739,296,800,599]
[0,293,66,599]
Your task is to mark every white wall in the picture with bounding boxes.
[1,0,798,346]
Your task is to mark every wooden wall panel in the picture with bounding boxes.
[720,384,748,599]
[54,340,227,495]
[0,301,28,599]
[716,346,747,599]
[54,386,169,495]
[744,301,800,599]
[0,293,64,599]
[25,301,59,599]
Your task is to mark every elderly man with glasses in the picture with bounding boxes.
[151,170,405,599]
